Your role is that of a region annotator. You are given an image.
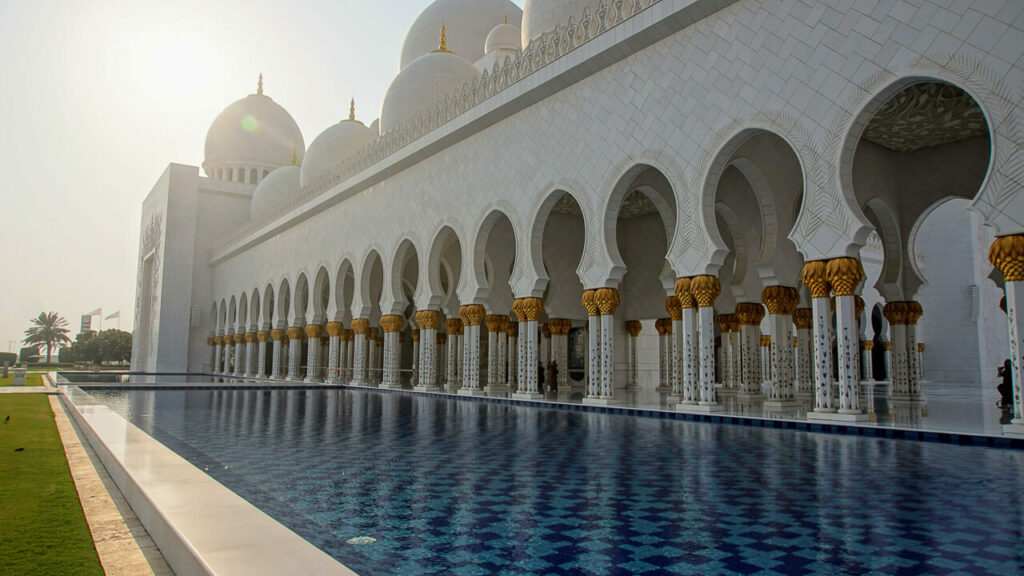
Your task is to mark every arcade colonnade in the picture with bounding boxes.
[206,236,1024,423]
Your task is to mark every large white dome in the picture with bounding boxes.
[400,0,523,70]
[204,84,304,174]
[380,49,480,135]
[250,165,300,220]
[522,0,594,49]
[301,108,376,187]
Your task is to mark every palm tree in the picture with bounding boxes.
[23,312,71,363]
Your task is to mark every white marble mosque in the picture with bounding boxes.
[130,0,1024,433]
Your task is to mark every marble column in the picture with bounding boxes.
[735,303,764,396]
[825,257,867,420]
[666,296,685,401]
[411,329,420,385]
[625,321,641,389]
[256,331,269,378]
[286,326,305,381]
[550,319,570,393]
[304,325,324,382]
[587,288,619,403]
[380,315,403,389]
[234,333,246,378]
[884,303,910,398]
[715,317,732,390]
[793,309,813,395]
[213,336,223,374]
[656,319,670,391]
[367,329,379,385]
[244,332,257,378]
[325,322,343,384]
[507,323,518,391]
[692,275,723,409]
[415,310,442,391]
[917,343,925,381]
[540,323,551,373]
[207,337,217,373]
[905,302,924,399]
[446,318,462,390]
[436,332,447,388]
[762,286,799,407]
[989,235,1024,430]
[222,332,233,376]
[582,290,601,399]
[459,305,485,395]
[351,319,369,385]
[483,315,500,391]
[270,329,285,379]
[860,341,874,383]
[513,298,544,399]
[802,261,835,415]
[760,335,771,388]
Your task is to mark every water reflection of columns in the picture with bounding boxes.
[826,258,867,420]
[802,261,835,415]
[459,305,485,395]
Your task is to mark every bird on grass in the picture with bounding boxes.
[4,415,8,423]
[14,447,24,452]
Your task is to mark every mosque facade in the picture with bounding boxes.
[130,0,1024,432]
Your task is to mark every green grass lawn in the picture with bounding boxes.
[0,395,103,575]
[0,373,44,387]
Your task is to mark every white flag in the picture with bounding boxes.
[105,311,120,320]
[86,307,102,316]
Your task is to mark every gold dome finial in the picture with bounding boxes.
[349,98,356,122]
[258,73,264,96]
[431,25,454,54]
[504,15,508,24]
[288,146,298,166]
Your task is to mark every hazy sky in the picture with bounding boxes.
[0,0,524,353]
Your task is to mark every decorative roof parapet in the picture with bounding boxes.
[213,0,662,254]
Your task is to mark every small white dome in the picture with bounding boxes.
[400,0,523,70]
[250,165,300,220]
[380,50,480,135]
[522,0,594,49]
[301,113,376,187]
[204,82,304,174]
[485,22,521,54]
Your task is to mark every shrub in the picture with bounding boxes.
[0,352,16,366]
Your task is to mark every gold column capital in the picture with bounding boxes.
[735,302,765,326]
[245,332,256,343]
[825,257,863,297]
[625,320,642,337]
[257,331,269,342]
[541,324,551,338]
[793,308,813,329]
[286,326,304,340]
[445,318,462,334]
[762,286,799,315]
[207,337,215,346]
[326,322,344,337]
[380,315,403,333]
[883,341,893,351]
[918,343,925,352]
[506,322,518,338]
[665,296,683,321]
[305,325,323,339]
[516,297,544,321]
[484,314,503,332]
[415,310,442,330]
[882,301,907,325]
[674,277,695,308]
[690,275,721,308]
[459,304,485,326]
[989,235,1024,282]
[270,329,284,342]
[411,329,420,342]
[437,333,447,345]
[351,318,370,335]
[716,314,732,333]
[861,341,874,350]
[594,288,620,316]
[905,301,922,325]
[760,335,771,346]
[582,289,599,316]
[233,334,245,344]
[801,260,831,298]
